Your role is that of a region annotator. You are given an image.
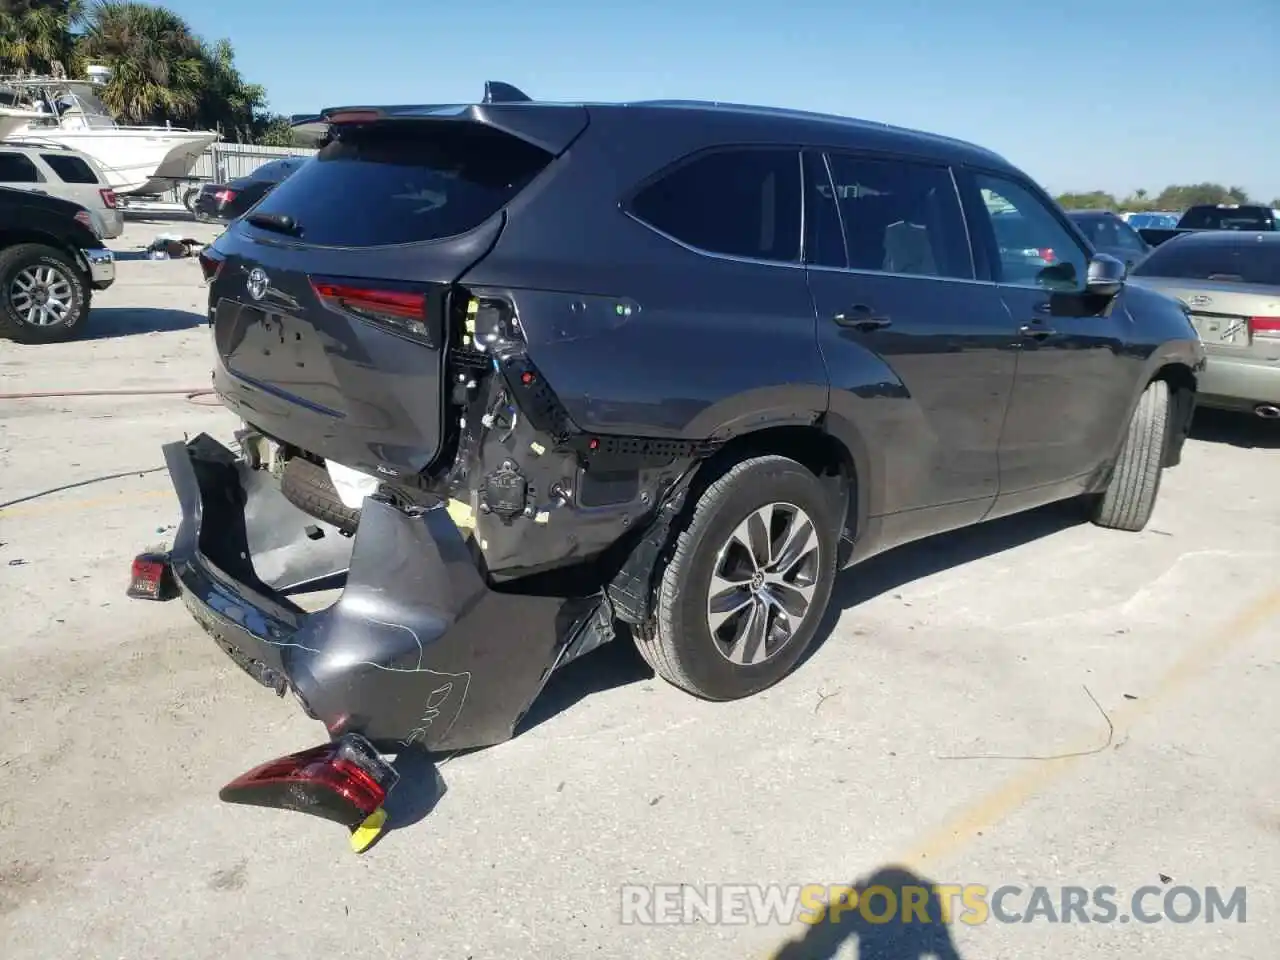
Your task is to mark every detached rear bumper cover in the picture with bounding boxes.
[165,434,597,753]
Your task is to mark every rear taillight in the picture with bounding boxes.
[197,249,224,283]
[126,551,179,601]
[1037,247,1056,262]
[1249,316,1280,339]
[99,188,117,208]
[312,278,430,339]
[215,189,237,204]
[219,733,399,849]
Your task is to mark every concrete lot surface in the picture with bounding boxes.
[1,220,1277,959]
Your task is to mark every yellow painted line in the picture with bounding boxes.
[762,583,1280,957]
[0,489,172,519]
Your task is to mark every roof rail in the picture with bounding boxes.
[483,81,531,104]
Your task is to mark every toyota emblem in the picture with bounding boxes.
[246,268,269,301]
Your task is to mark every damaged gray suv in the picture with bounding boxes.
[130,82,1204,844]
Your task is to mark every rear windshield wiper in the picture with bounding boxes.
[245,211,302,237]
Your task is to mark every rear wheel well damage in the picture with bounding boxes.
[1151,362,1197,467]
[605,423,856,627]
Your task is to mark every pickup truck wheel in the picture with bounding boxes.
[642,455,838,700]
[1091,378,1170,532]
[0,244,88,343]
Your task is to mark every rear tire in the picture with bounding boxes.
[0,243,88,344]
[1091,378,1170,532]
[279,457,361,535]
[638,455,838,700]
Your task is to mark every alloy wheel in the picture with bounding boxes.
[10,264,74,327]
[706,501,821,666]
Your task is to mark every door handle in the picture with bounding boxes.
[1019,322,1056,340]
[832,305,892,332]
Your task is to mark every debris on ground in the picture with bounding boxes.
[146,234,206,260]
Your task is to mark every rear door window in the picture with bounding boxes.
[821,152,972,279]
[1130,240,1280,285]
[246,122,553,247]
[629,147,803,263]
[40,153,100,184]
[0,152,42,182]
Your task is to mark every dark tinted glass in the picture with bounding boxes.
[253,159,297,183]
[1178,206,1274,230]
[0,153,41,183]
[631,148,802,262]
[822,153,971,279]
[802,151,846,268]
[1072,215,1147,253]
[1131,239,1280,285]
[247,122,552,247]
[41,153,99,184]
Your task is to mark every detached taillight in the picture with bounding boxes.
[219,733,399,851]
[1249,316,1280,340]
[99,188,117,208]
[311,278,430,339]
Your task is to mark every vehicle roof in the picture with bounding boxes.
[0,183,83,213]
[1065,210,1121,219]
[319,96,1013,171]
[1162,230,1280,246]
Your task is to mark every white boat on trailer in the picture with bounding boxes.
[0,76,220,195]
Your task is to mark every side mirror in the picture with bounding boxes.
[1086,253,1127,297]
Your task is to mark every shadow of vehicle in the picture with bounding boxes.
[84,307,205,338]
[802,498,1085,666]
[1188,406,1280,450]
[517,498,1084,738]
[771,865,965,960]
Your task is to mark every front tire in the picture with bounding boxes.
[0,244,89,344]
[640,455,838,700]
[1091,378,1170,532]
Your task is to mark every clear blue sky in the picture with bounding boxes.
[161,0,1280,203]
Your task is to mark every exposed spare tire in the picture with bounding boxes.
[279,456,361,535]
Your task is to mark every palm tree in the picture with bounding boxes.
[75,0,204,123]
[196,37,267,141]
[0,0,84,76]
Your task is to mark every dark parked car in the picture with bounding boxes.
[1066,210,1152,271]
[131,82,1204,844]
[1138,204,1279,248]
[0,185,115,342]
[192,156,307,222]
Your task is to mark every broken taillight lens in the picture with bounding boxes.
[127,551,179,600]
[197,249,225,283]
[219,733,399,829]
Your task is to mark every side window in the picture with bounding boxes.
[972,173,1088,290]
[1111,219,1149,253]
[630,148,802,263]
[802,151,846,268]
[822,153,972,279]
[40,153,99,184]
[0,152,42,183]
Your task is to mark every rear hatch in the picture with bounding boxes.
[203,102,588,481]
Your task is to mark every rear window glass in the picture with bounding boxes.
[1178,206,1275,230]
[246,122,552,247]
[41,153,99,184]
[1132,239,1280,285]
